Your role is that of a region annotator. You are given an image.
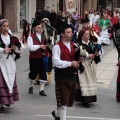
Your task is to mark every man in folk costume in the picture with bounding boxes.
[27,18,48,96]
[51,18,79,120]
[35,17,55,84]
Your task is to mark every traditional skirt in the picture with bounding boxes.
[100,29,110,45]
[74,79,97,103]
[0,70,19,105]
[75,59,97,103]
[116,66,120,102]
[55,80,74,107]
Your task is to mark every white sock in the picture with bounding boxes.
[56,106,67,120]
[39,82,45,91]
[55,108,60,117]
[30,80,34,87]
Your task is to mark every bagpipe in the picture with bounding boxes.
[6,32,21,61]
[110,25,120,65]
[40,18,57,72]
[20,18,57,53]
[89,27,102,64]
[89,40,101,64]
[74,42,86,73]
[41,18,57,50]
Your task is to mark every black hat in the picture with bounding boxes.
[55,19,71,34]
[32,18,42,28]
[81,18,90,24]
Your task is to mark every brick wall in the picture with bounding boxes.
[3,0,17,32]
[91,0,97,10]
[83,0,97,17]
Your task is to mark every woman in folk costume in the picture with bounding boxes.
[109,11,119,30]
[27,18,48,96]
[0,19,22,113]
[76,28,101,108]
[98,13,110,45]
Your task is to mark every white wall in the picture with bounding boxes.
[45,0,58,12]
[29,0,36,23]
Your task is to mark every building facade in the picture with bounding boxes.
[81,0,97,16]
[3,0,120,33]
[98,0,120,11]
[0,0,36,32]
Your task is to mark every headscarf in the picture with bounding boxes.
[77,28,88,42]
[79,28,89,37]
[0,19,9,26]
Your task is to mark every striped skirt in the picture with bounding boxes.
[0,69,19,105]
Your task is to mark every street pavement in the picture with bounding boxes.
[0,33,120,120]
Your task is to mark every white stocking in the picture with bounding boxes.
[55,106,67,120]
[39,82,45,91]
[30,80,34,87]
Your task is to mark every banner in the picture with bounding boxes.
[65,0,76,12]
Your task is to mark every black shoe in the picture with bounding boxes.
[5,104,10,107]
[0,107,4,113]
[39,90,47,96]
[28,87,33,94]
[82,102,90,108]
[51,111,60,120]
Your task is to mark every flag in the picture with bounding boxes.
[65,0,76,12]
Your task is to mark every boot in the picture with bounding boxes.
[28,87,33,94]
[0,107,4,113]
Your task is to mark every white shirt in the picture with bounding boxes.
[68,18,71,25]
[27,33,41,52]
[92,15,100,25]
[52,41,72,68]
[1,34,10,47]
[89,13,94,27]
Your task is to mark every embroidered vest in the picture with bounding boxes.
[58,40,75,62]
[55,40,75,81]
[0,34,12,48]
[29,34,46,58]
